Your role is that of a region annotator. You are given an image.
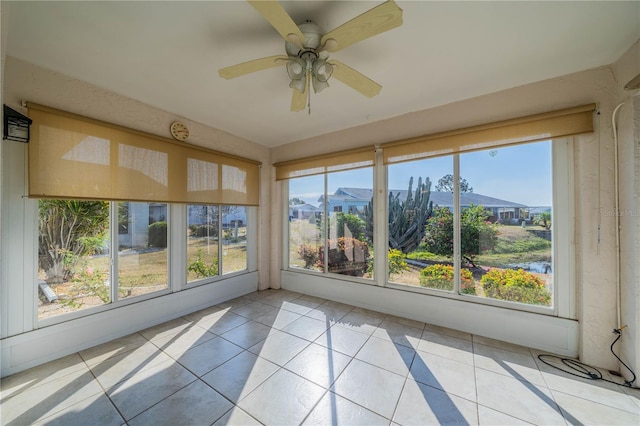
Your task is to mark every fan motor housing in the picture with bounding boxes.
[285,20,322,57]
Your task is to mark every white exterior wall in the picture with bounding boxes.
[273,62,630,371]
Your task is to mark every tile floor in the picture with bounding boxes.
[2,289,639,425]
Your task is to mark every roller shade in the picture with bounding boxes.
[28,103,260,205]
[382,104,596,164]
[274,146,374,180]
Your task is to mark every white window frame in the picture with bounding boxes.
[284,139,575,318]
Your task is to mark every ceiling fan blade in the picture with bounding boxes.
[218,55,288,79]
[248,1,305,48]
[320,0,402,53]
[328,60,382,98]
[291,73,309,112]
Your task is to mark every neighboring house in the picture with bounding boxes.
[289,203,320,220]
[320,187,529,223]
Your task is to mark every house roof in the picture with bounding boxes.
[326,187,527,208]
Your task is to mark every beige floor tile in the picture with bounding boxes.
[476,368,565,425]
[139,317,193,342]
[231,301,277,319]
[253,307,302,330]
[282,315,331,342]
[305,302,352,324]
[279,297,322,315]
[212,407,262,426]
[473,335,533,356]
[418,330,474,365]
[284,343,352,388]
[128,380,232,426]
[474,342,545,386]
[303,391,389,425]
[478,404,533,425]
[552,389,640,425]
[410,350,477,402]
[106,359,197,420]
[89,342,173,389]
[196,311,250,335]
[79,333,147,367]
[175,335,244,377]
[314,324,371,357]
[237,368,325,425]
[202,350,280,403]
[393,378,479,426]
[151,325,217,358]
[247,330,310,366]
[1,354,87,400]
[33,392,123,426]
[355,336,416,377]
[423,323,473,341]
[331,358,405,419]
[1,368,103,425]
[220,320,273,349]
[336,311,384,336]
[372,319,424,349]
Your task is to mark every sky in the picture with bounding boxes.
[289,141,553,207]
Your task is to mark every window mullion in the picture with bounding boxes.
[323,173,329,273]
[453,155,461,294]
[110,202,119,303]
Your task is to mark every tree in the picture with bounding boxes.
[435,174,473,193]
[533,212,551,230]
[289,197,305,205]
[335,212,366,242]
[38,200,110,284]
[361,176,433,254]
[424,204,498,267]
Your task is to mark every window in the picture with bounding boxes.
[187,205,219,282]
[37,199,111,319]
[222,206,248,275]
[38,199,254,320]
[388,141,554,309]
[288,168,374,279]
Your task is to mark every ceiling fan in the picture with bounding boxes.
[218,0,403,112]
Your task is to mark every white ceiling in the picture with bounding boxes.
[5,1,639,147]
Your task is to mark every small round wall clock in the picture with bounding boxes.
[170,121,190,141]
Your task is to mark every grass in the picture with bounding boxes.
[39,228,249,318]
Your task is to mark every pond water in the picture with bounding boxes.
[505,262,552,274]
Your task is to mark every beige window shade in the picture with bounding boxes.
[382,104,596,164]
[28,103,260,206]
[274,147,375,180]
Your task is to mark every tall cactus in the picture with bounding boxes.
[360,177,433,253]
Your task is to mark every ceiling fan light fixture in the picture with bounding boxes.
[286,58,305,80]
[290,77,306,93]
[312,60,333,83]
[312,75,329,93]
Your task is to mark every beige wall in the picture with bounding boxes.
[2,56,272,291]
[611,40,640,382]
[272,62,628,371]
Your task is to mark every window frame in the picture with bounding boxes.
[283,139,575,317]
[35,200,256,327]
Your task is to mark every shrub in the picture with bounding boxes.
[190,225,217,238]
[424,204,498,266]
[335,213,366,242]
[367,248,410,276]
[419,264,476,294]
[188,249,219,278]
[148,221,167,248]
[297,244,320,269]
[481,268,551,306]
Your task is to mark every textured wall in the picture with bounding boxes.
[272,64,624,370]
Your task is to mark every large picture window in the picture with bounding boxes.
[38,200,254,320]
[389,141,554,308]
[288,168,374,279]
